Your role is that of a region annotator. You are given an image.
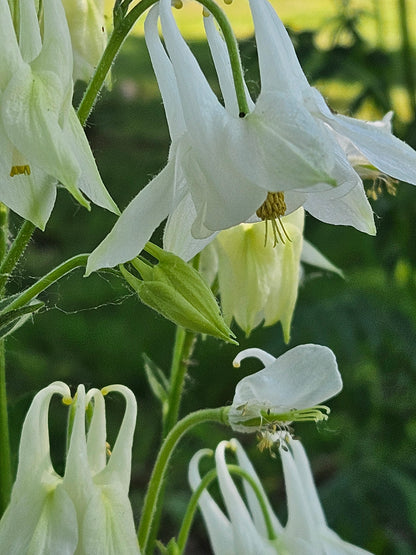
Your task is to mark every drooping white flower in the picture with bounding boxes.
[189,438,372,554]
[0,381,140,554]
[86,0,374,274]
[229,345,342,435]
[62,0,109,83]
[196,207,342,341]
[0,0,118,229]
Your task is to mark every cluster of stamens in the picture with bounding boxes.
[366,176,397,200]
[256,191,291,247]
[10,165,31,177]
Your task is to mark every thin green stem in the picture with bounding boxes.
[162,327,197,437]
[137,407,229,554]
[0,220,36,294]
[77,0,248,125]
[176,463,277,553]
[77,0,158,125]
[0,204,9,265]
[0,340,12,515]
[3,254,89,314]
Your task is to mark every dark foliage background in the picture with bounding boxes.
[5,1,416,553]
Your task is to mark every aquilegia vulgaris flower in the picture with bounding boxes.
[189,438,372,554]
[0,381,140,554]
[0,0,118,228]
[228,345,342,442]
[87,0,416,274]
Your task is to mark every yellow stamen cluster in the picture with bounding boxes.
[366,176,397,201]
[256,191,291,246]
[10,165,31,177]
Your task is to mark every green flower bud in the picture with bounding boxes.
[120,243,237,344]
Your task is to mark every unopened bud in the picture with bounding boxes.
[120,244,237,344]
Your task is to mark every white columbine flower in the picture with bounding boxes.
[0,0,118,229]
[197,207,342,341]
[62,0,109,83]
[0,381,140,554]
[228,345,342,437]
[189,438,372,554]
[87,0,377,274]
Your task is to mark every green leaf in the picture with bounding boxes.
[142,354,169,406]
[0,301,44,340]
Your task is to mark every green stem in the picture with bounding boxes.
[77,0,158,126]
[0,204,9,265]
[0,340,11,515]
[162,327,196,437]
[77,0,248,125]
[0,220,36,294]
[137,407,229,554]
[176,463,277,553]
[3,254,89,314]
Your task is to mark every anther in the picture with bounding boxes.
[239,112,246,118]
[256,192,291,247]
[10,165,31,177]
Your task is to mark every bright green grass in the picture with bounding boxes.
[105,0,416,51]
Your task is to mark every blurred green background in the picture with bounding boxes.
[5,0,416,553]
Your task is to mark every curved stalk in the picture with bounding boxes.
[3,254,89,313]
[137,407,229,554]
[77,0,248,124]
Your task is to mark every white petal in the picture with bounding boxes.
[232,439,283,536]
[247,92,338,191]
[188,449,234,555]
[1,66,87,208]
[233,348,276,368]
[322,110,416,185]
[98,385,137,493]
[144,5,186,140]
[0,0,23,88]
[301,240,344,277]
[0,485,78,555]
[163,192,217,261]
[279,443,321,547]
[86,389,107,475]
[0,382,74,553]
[215,441,276,554]
[248,0,309,97]
[86,161,175,273]
[63,385,96,506]
[18,0,42,63]
[304,180,376,235]
[0,127,56,228]
[232,344,342,414]
[31,0,73,91]
[159,0,223,136]
[80,484,141,555]
[65,108,119,214]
